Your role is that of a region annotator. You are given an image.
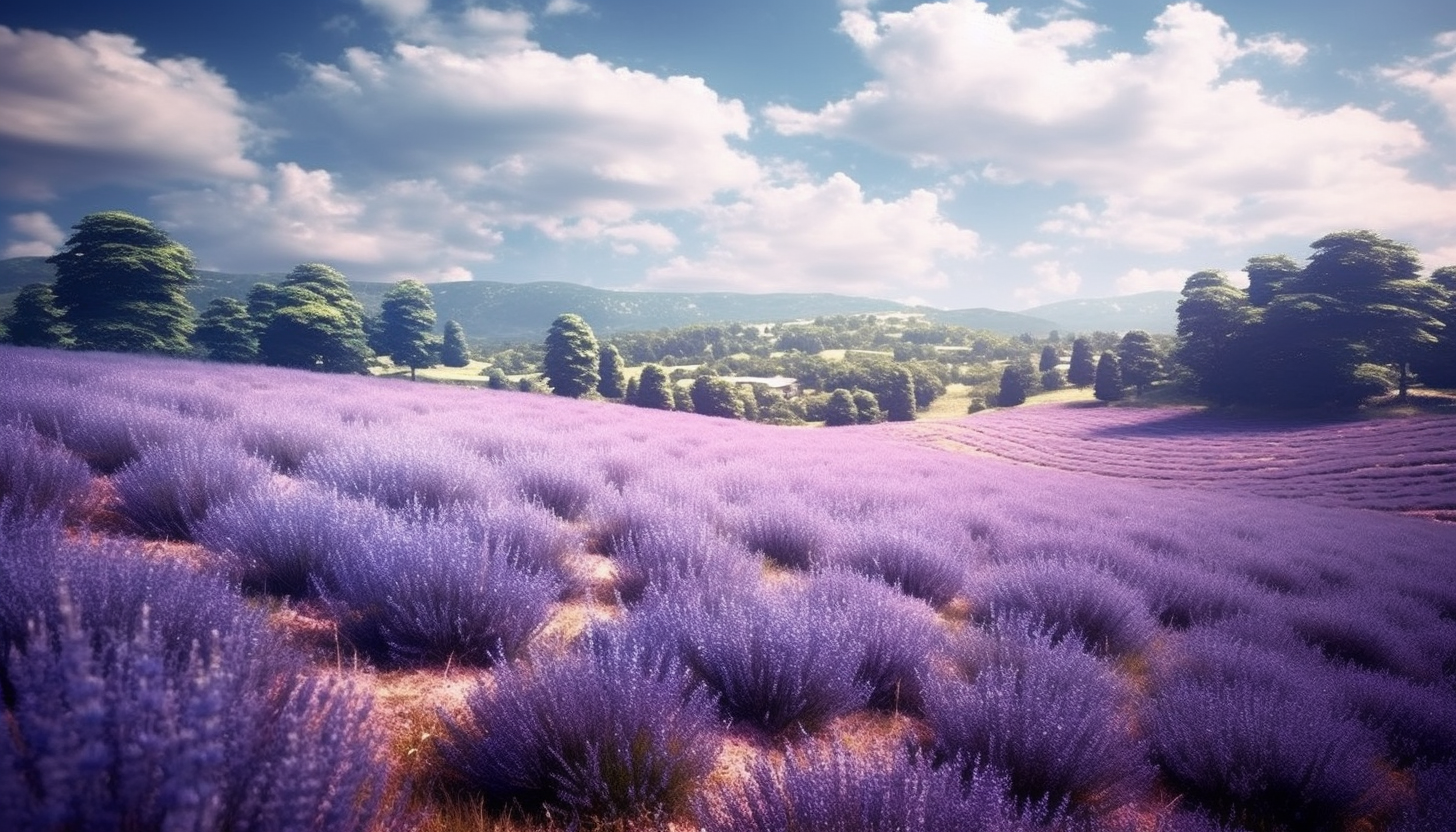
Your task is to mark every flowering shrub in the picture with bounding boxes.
[970,560,1156,659]
[194,481,384,597]
[319,517,561,669]
[1147,670,1385,830]
[696,741,1025,832]
[0,597,395,832]
[438,638,721,821]
[802,569,946,714]
[0,424,92,523]
[623,587,869,735]
[922,632,1151,819]
[299,432,503,513]
[824,522,967,607]
[112,436,272,540]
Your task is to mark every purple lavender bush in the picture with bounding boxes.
[0,598,396,832]
[623,587,870,736]
[1147,669,1386,830]
[922,631,1152,821]
[0,424,92,523]
[299,433,503,514]
[112,437,273,540]
[802,569,947,715]
[696,741,1026,832]
[824,523,967,607]
[970,560,1156,659]
[194,481,384,597]
[437,637,722,822]
[318,517,561,669]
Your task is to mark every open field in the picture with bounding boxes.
[878,403,1456,518]
[3,345,1455,831]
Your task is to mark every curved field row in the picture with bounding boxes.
[878,404,1456,515]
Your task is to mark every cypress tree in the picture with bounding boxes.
[1094,352,1124,402]
[1067,338,1096,387]
[884,366,917,422]
[1117,330,1162,395]
[257,264,371,373]
[378,279,437,379]
[441,320,471,367]
[597,343,627,398]
[543,313,600,398]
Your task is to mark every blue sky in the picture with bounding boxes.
[2,0,1455,310]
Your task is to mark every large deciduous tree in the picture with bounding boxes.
[257,264,372,373]
[690,374,744,419]
[1413,266,1456,388]
[1244,255,1301,307]
[1173,270,1252,401]
[884,367,917,422]
[378,279,438,380]
[48,211,197,354]
[192,297,257,363]
[543,313,600,398]
[1117,330,1162,395]
[2,283,72,348]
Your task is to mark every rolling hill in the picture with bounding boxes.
[1,256,1175,340]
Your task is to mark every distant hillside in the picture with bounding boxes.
[1,257,1173,339]
[1021,291,1180,334]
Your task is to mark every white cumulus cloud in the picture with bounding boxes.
[1383,31,1456,131]
[0,26,258,200]
[767,2,1456,255]
[641,172,979,296]
[155,162,503,281]
[3,211,65,258]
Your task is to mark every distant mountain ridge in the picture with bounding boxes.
[1,257,1178,340]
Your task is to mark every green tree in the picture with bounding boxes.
[484,367,510,390]
[192,297,257,363]
[884,367,916,422]
[997,363,1029,407]
[1244,254,1301,307]
[1290,230,1444,400]
[2,283,72,348]
[1038,344,1060,372]
[1117,330,1162,395]
[597,343,627,398]
[623,375,641,405]
[246,283,283,331]
[635,364,674,410]
[1094,352,1124,402]
[690,374,744,419]
[49,211,197,354]
[441,320,471,367]
[1067,338,1096,387]
[377,279,437,380]
[1173,270,1252,401]
[1413,266,1456,388]
[257,264,371,373]
[851,388,882,424]
[543,313,600,398]
[824,389,858,426]
[1040,368,1065,390]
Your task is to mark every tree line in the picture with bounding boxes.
[1175,230,1454,407]
[0,211,472,376]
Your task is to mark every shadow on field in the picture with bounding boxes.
[1083,406,1367,438]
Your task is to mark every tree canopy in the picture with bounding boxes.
[1067,338,1096,387]
[192,297,257,363]
[257,264,371,373]
[2,283,71,349]
[543,313,600,398]
[441,320,471,367]
[597,343,627,398]
[1094,352,1124,402]
[634,364,674,410]
[48,211,197,354]
[1175,231,1449,406]
[378,279,438,379]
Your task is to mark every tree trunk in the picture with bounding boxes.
[1398,362,1409,401]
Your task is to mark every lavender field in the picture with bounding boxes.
[2,344,1456,831]
[882,405,1456,518]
